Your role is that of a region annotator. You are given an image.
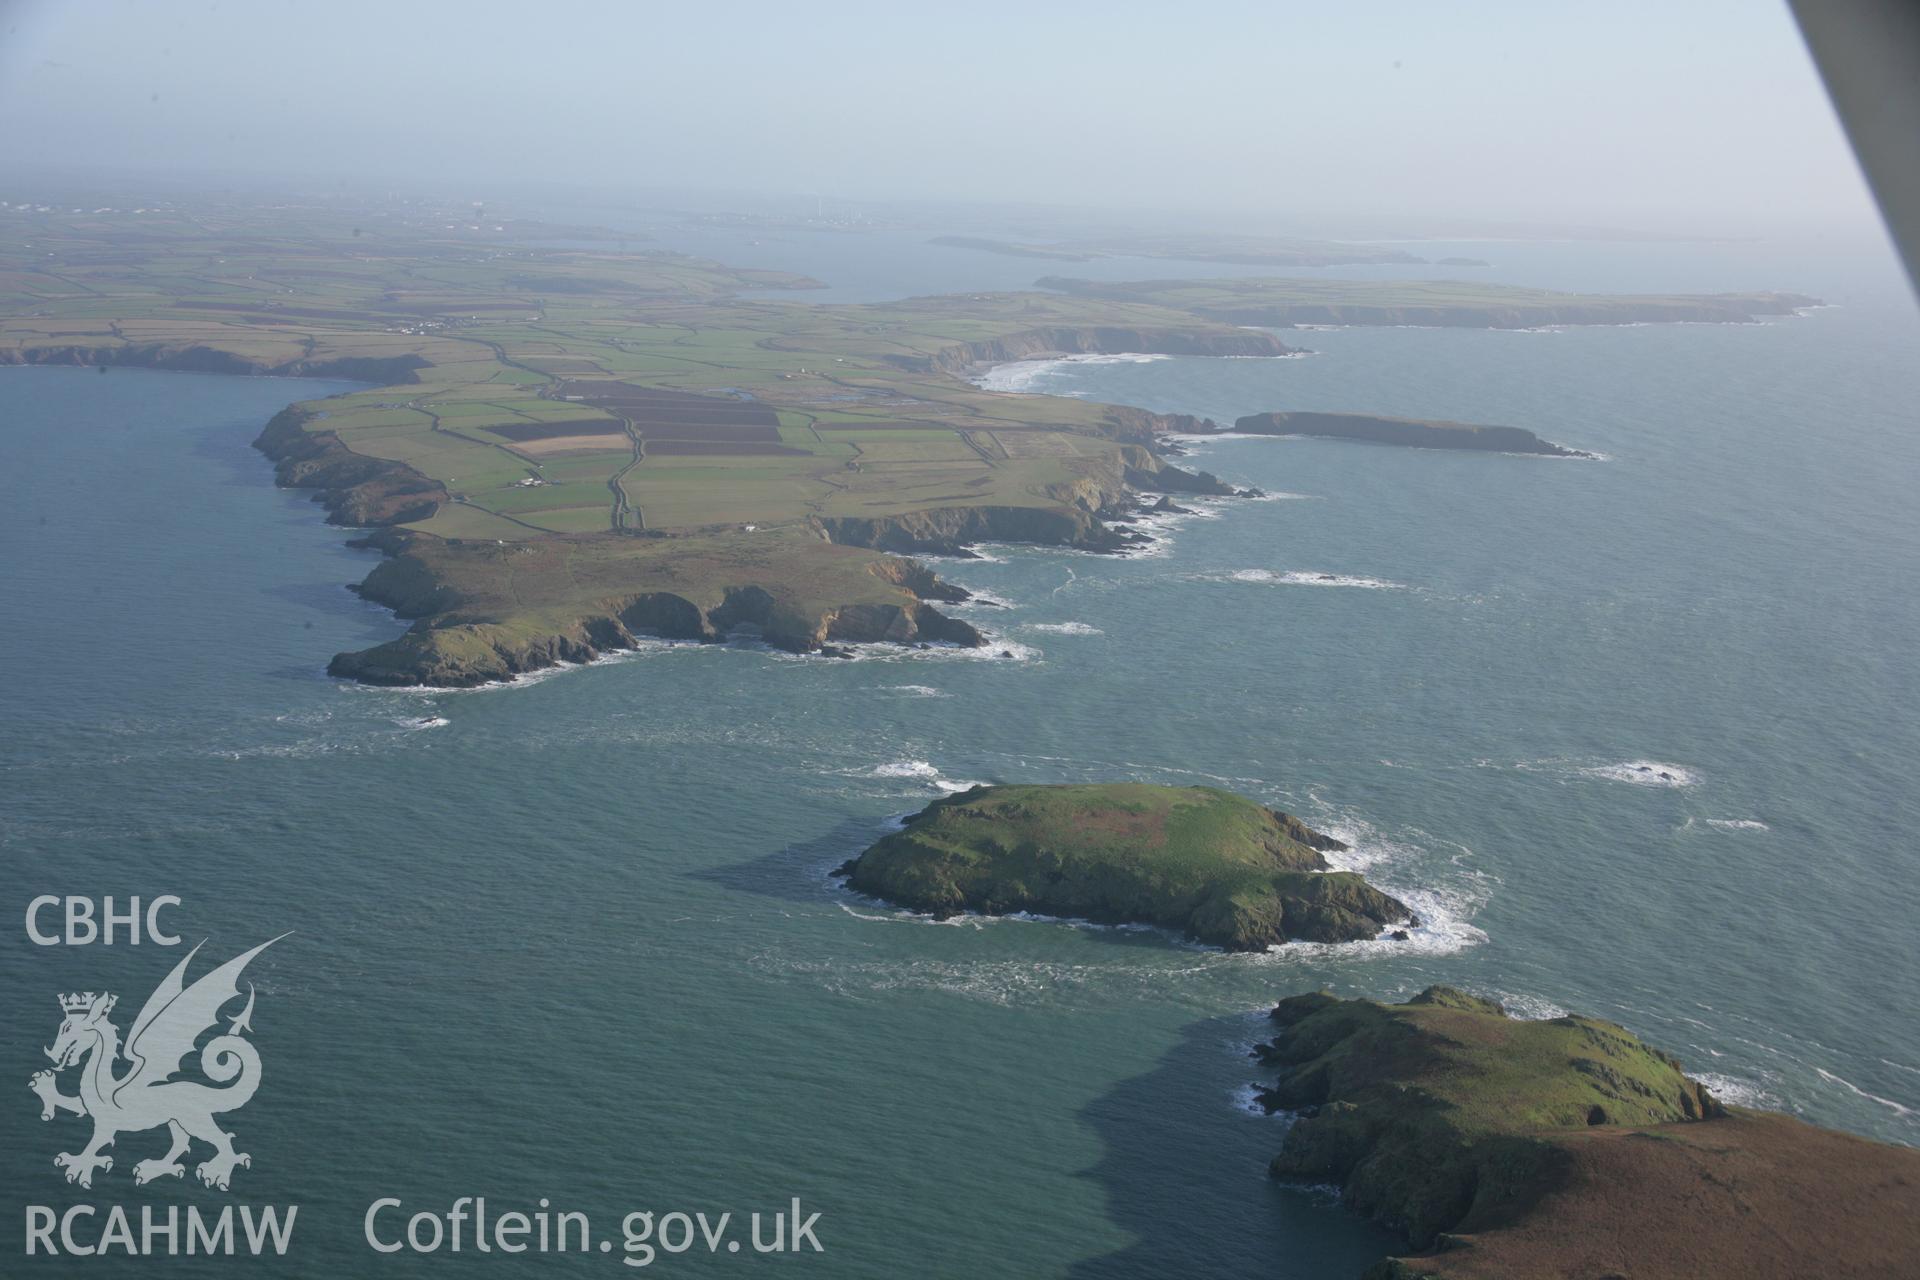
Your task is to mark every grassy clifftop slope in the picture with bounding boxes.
[1256,988,1920,1280]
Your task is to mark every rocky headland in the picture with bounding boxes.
[322,527,985,687]
[1233,411,1592,458]
[1255,988,1920,1279]
[836,783,1415,949]
[252,406,1254,684]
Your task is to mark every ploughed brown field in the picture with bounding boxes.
[511,434,631,456]
[488,418,626,442]
[644,440,811,456]
[640,423,784,442]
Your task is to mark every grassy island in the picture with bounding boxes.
[837,783,1413,949]
[1258,988,1920,1279]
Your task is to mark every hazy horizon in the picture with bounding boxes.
[0,0,1893,242]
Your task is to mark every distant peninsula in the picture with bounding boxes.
[930,232,1424,268]
[836,783,1414,949]
[1234,411,1591,458]
[0,201,1811,685]
[1037,275,1821,328]
[1256,988,1920,1279]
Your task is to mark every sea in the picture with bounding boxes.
[2,223,1916,1277]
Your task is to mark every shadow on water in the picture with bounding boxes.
[1067,1013,1396,1280]
[259,579,403,638]
[690,817,883,904]
[187,418,286,485]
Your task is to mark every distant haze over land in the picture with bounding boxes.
[0,0,1889,242]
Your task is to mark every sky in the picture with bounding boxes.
[0,0,1885,238]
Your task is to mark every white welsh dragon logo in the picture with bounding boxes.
[29,937,285,1191]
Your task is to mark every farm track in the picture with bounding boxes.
[609,414,644,531]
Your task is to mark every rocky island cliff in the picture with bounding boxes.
[1255,988,1920,1279]
[321,527,985,688]
[837,783,1414,949]
[1234,411,1591,457]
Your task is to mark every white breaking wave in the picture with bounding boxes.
[868,759,983,794]
[971,352,1172,394]
[1704,818,1769,831]
[1815,1067,1917,1119]
[1581,760,1700,788]
[1695,1072,1781,1110]
[1023,621,1102,635]
[1494,991,1570,1021]
[1238,810,1493,962]
[1218,568,1407,590]
[877,684,950,698]
[947,589,1019,610]
[760,633,1041,667]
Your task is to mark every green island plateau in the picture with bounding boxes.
[1256,987,1920,1279]
[1235,411,1592,457]
[835,783,1414,949]
[0,200,1815,685]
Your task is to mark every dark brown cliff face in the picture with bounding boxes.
[1235,411,1590,458]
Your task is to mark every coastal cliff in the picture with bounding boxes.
[1256,988,1920,1279]
[814,446,1240,556]
[245,379,1249,683]
[1235,411,1591,457]
[328,529,986,687]
[1097,404,1226,443]
[256,408,450,525]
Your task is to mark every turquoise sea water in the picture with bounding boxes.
[2,236,1917,1277]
